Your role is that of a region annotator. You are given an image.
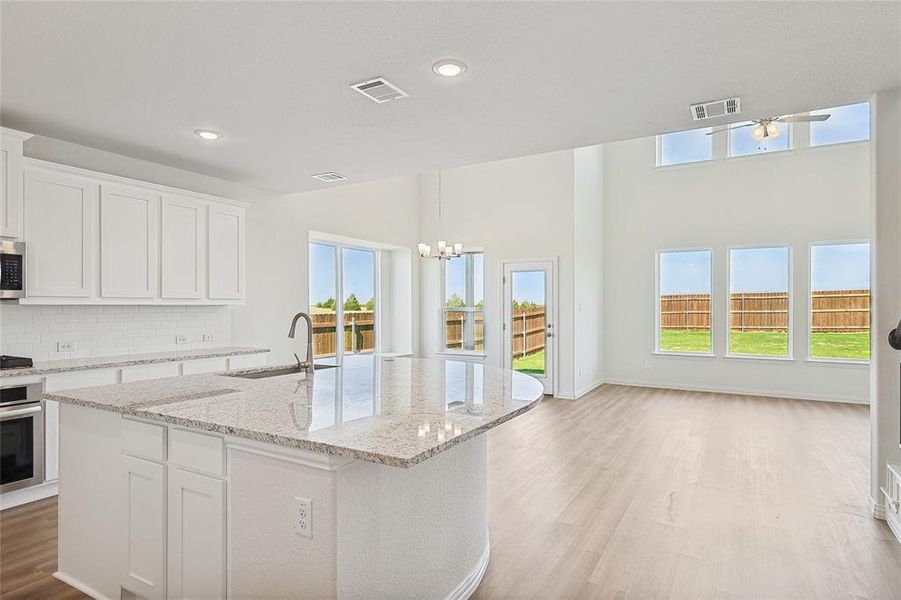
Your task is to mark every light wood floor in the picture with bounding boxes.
[473,385,901,600]
[1,385,898,599]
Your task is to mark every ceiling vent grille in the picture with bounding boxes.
[350,77,409,103]
[312,172,347,183]
[690,97,741,121]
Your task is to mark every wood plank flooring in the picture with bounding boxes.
[1,384,898,599]
[473,385,901,600]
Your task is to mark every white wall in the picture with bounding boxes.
[231,176,421,365]
[418,150,580,398]
[603,128,871,402]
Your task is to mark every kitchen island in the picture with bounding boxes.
[46,355,543,600]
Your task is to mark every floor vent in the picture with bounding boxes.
[350,77,409,103]
[311,172,347,183]
[690,97,741,121]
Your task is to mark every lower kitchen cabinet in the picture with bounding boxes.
[167,466,226,600]
[121,455,166,600]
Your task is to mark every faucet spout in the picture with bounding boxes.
[288,312,315,375]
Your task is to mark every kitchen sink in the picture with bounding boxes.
[227,364,337,379]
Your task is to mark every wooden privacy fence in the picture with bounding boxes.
[311,311,375,357]
[660,290,870,333]
[444,311,485,351]
[443,307,547,356]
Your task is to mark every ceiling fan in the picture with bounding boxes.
[706,113,830,141]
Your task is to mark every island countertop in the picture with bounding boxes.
[45,355,544,467]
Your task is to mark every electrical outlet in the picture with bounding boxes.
[644,360,652,369]
[175,335,188,345]
[295,497,312,538]
[203,333,216,342]
[57,341,76,352]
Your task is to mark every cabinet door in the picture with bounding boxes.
[161,194,205,299]
[208,204,244,299]
[167,467,225,600]
[44,399,59,481]
[122,455,166,600]
[24,169,96,297]
[0,133,25,239]
[100,184,159,298]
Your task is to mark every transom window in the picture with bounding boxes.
[810,102,870,146]
[656,127,713,166]
[443,252,484,352]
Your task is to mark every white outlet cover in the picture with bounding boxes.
[175,335,188,344]
[295,497,312,538]
[57,341,76,352]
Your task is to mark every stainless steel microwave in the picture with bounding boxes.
[0,240,25,299]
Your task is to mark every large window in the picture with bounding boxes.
[728,246,791,357]
[810,102,870,147]
[729,122,791,157]
[443,252,484,352]
[809,242,870,361]
[309,242,377,360]
[656,250,712,353]
[657,127,713,166]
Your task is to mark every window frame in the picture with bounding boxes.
[727,122,793,159]
[806,239,871,365]
[655,127,715,168]
[439,249,486,357]
[808,102,871,149]
[725,243,794,361]
[654,247,715,357]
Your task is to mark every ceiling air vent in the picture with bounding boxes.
[311,172,347,183]
[689,97,741,121]
[350,77,409,104]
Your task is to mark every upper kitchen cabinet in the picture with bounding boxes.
[207,203,245,300]
[100,184,159,298]
[0,128,33,239]
[161,194,205,299]
[24,167,97,297]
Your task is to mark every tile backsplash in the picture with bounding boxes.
[0,304,231,361]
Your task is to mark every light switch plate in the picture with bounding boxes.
[175,335,188,345]
[57,341,76,352]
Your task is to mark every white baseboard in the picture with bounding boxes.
[887,509,901,545]
[0,480,58,510]
[54,571,111,600]
[871,494,886,520]
[601,378,868,405]
[446,531,490,600]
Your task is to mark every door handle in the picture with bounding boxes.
[0,405,42,420]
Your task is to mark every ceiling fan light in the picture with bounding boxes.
[766,122,780,138]
[751,125,766,141]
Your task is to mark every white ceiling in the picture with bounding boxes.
[2,1,899,194]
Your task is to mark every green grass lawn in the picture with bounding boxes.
[513,350,545,374]
[660,330,869,360]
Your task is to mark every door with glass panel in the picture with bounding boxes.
[503,261,554,394]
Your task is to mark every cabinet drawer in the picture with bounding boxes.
[45,369,119,391]
[121,363,181,382]
[181,357,228,375]
[122,419,166,462]
[227,353,266,370]
[169,428,223,476]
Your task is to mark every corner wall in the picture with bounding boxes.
[602,132,871,403]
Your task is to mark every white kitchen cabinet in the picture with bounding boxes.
[100,184,159,298]
[167,467,226,600]
[24,168,97,297]
[161,194,205,299]
[122,455,166,600]
[208,203,245,300]
[44,399,59,482]
[0,128,32,239]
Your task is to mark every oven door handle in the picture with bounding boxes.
[0,405,42,420]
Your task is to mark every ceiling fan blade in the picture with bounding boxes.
[705,122,755,135]
[779,114,830,123]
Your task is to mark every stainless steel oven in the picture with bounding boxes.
[0,240,26,300]
[0,382,44,493]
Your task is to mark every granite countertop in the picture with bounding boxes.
[45,355,544,468]
[0,346,270,378]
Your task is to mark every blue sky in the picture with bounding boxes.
[659,128,712,165]
[811,102,869,146]
[512,270,545,304]
[729,247,789,292]
[659,250,711,295]
[445,254,484,304]
[811,243,869,290]
[309,243,374,304]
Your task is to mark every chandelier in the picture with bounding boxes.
[418,170,463,260]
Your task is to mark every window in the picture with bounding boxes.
[728,246,791,357]
[657,127,713,166]
[657,250,712,353]
[810,102,870,146]
[729,122,791,157]
[309,242,377,360]
[809,242,870,361]
[443,252,484,352]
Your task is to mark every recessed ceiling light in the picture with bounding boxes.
[432,60,467,78]
[194,129,222,141]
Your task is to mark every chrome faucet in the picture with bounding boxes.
[288,312,315,375]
